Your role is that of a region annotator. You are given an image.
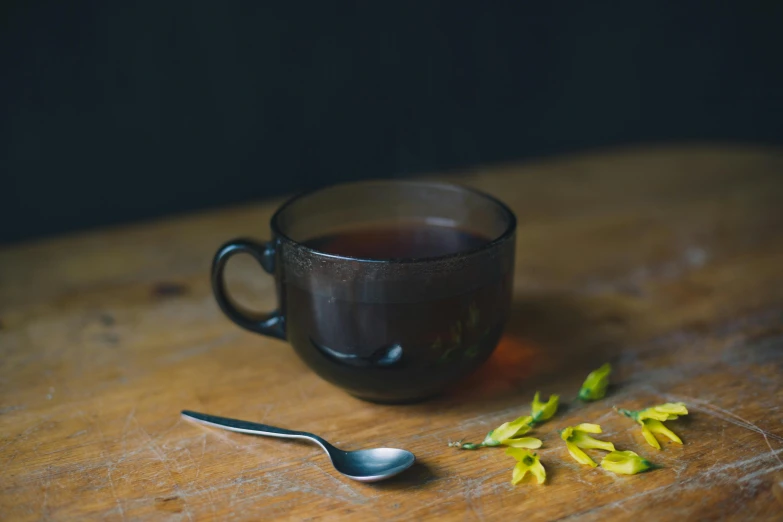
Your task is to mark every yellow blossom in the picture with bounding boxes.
[531,392,559,424]
[506,448,546,485]
[600,450,653,475]
[560,423,616,467]
[503,437,543,449]
[618,402,688,449]
[579,363,612,401]
[482,415,540,448]
[450,414,542,450]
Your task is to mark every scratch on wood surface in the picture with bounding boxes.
[196,452,379,509]
[179,433,219,516]
[228,454,252,509]
[0,418,49,456]
[106,463,126,522]
[554,448,783,521]
[555,481,678,521]
[304,461,368,501]
[131,414,194,522]
[427,467,509,521]
[83,405,127,522]
[661,393,783,465]
[195,433,207,481]
[115,417,185,464]
[257,404,275,424]
[703,449,783,478]
[121,407,136,454]
[464,481,486,522]
[0,404,26,415]
[39,466,51,520]
[151,417,184,445]
[591,409,618,425]
[737,462,783,484]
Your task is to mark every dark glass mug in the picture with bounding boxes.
[212,180,516,403]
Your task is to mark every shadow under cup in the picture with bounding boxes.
[212,181,516,403]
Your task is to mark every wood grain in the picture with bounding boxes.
[1,145,783,521]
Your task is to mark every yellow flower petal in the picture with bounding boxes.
[570,432,615,452]
[637,409,674,422]
[653,402,688,416]
[600,450,653,475]
[573,423,602,434]
[504,437,543,449]
[644,419,683,444]
[512,461,530,485]
[579,363,611,401]
[505,447,531,461]
[637,402,689,422]
[566,441,597,467]
[530,460,547,484]
[531,392,559,423]
[640,422,661,449]
[482,431,501,447]
[491,415,533,442]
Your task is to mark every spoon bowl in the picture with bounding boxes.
[182,410,415,483]
[331,447,416,482]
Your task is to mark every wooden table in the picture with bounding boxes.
[2,146,783,521]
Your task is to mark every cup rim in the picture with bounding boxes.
[269,179,517,264]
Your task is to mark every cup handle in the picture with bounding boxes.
[211,238,286,340]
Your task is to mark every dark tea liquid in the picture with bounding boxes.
[304,223,490,259]
[284,223,513,403]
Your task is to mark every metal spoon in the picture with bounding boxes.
[181,410,415,483]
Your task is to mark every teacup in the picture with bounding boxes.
[212,180,516,403]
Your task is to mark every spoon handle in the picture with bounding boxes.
[181,410,331,449]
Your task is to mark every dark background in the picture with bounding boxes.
[3,1,782,244]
